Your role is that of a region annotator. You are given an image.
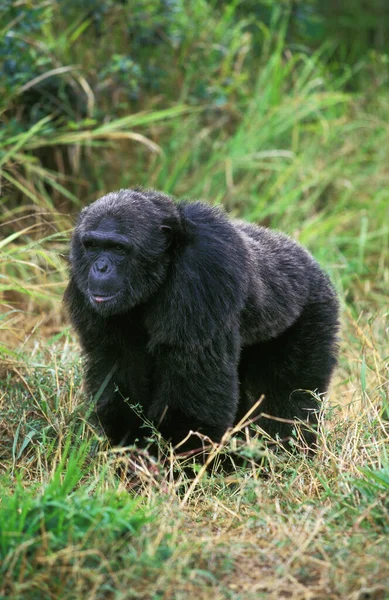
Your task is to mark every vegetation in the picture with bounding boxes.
[1,1,388,598]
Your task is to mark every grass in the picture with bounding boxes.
[1,2,389,598]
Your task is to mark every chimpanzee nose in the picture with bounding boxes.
[95,258,109,273]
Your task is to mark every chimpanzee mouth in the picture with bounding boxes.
[90,292,119,304]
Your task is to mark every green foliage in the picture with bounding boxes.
[332,463,389,534]
[356,464,389,508]
[100,54,143,101]
[0,439,162,599]
[0,1,52,92]
[0,441,148,561]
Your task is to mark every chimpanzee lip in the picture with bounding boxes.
[90,292,118,303]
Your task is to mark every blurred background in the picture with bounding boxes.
[0,0,388,369]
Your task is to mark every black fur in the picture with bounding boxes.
[64,189,339,452]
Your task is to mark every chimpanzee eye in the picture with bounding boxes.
[113,244,126,254]
[84,240,98,251]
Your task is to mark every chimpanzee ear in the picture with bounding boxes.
[160,215,186,249]
[160,224,174,248]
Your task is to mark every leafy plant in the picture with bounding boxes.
[0,440,150,577]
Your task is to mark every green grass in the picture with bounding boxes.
[1,2,389,598]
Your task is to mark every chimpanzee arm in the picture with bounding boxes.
[147,328,241,445]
